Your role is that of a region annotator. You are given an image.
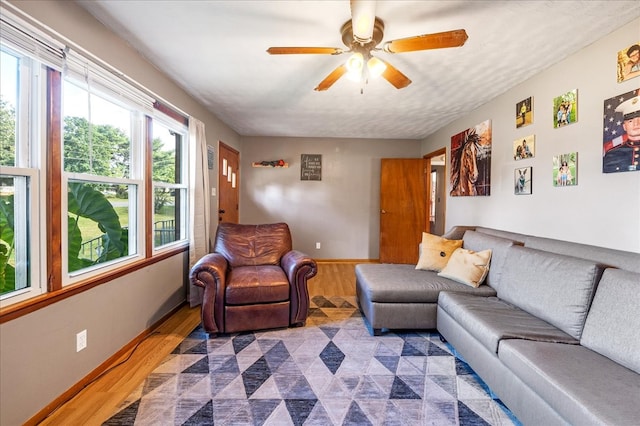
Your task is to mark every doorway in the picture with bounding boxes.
[218,142,240,224]
[424,148,447,236]
[379,158,428,264]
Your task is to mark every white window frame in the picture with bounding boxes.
[0,47,46,307]
[61,76,147,285]
[152,115,189,252]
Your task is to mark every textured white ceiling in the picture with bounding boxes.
[77,1,640,140]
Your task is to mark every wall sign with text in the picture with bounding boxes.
[301,154,322,181]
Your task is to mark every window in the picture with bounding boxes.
[0,13,190,309]
[152,119,188,249]
[62,77,144,280]
[0,47,44,305]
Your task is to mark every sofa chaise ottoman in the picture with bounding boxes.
[355,229,520,335]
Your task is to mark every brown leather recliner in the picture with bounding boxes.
[189,222,318,335]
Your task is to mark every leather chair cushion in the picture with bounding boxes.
[215,222,292,268]
[225,265,290,305]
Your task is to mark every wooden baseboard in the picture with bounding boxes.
[25,302,187,426]
[314,259,379,264]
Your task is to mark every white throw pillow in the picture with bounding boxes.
[437,248,492,287]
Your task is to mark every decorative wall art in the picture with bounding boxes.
[514,166,532,195]
[252,159,288,168]
[207,145,215,169]
[553,152,578,187]
[513,134,535,160]
[450,119,492,197]
[603,88,640,173]
[301,154,322,181]
[516,97,533,128]
[617,42,640,83]
[553,89,578,128]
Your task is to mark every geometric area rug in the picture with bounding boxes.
[104,296,521,425]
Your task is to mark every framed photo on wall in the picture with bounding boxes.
[514,166,532,195]
[553,89,578,128]
[516,97,533,128]
[617,42,640,83]
[553,152,578,187]
[602,88,640,173]
[513,134,535,160]
[449,119,492,197]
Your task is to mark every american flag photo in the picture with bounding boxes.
[602,88,640,173]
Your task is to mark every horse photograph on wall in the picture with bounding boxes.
[450,119,492,197]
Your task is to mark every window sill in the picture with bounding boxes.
[0,243,189,324]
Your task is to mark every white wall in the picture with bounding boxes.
[240,136,421,258]
[422,18,640,253]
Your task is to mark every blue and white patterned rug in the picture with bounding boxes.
[104,296,520,425]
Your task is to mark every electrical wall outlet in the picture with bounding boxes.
[76,329,87,352]
[315,242,321,249]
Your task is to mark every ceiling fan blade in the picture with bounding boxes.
[267,47,343,55]
[379,59,412,89]
[383,29,468,53]
[314,64,348,91]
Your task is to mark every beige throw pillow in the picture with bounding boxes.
[438,248,493,287]
[415,233,463,272]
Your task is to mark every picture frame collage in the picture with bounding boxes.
[451,40,639,198]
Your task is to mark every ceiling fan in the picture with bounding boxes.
[267,0,468,92]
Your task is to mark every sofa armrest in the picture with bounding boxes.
[189,253,228,333]
[442,225,476,240]
[282,250,318,324]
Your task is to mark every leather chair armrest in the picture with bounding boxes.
[282,250,318,325]
[189,253,227,288]
[189,253,228,334]
[282,250,317,283]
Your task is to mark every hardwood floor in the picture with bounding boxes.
[36,261,362,425]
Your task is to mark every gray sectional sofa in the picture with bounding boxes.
[355,226,640,425]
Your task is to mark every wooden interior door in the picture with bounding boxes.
[379,158,427,264]
[218,142,239,224]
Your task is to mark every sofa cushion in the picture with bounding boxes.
[499,339,640,425]
[498,246,603,340]
[415,232,463,272]
[437,248,492,287]
[524,235,640,273]
[461,230,519,291]
[356,263,496,304]
[438,292,577,354]
[580,268,640,374]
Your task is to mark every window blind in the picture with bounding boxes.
[64,49,155,114]
[0,15,65,70]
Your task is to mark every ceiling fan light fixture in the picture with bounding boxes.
[367,56,386,78]
[350,0,376,43]
[346,52,364,80]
